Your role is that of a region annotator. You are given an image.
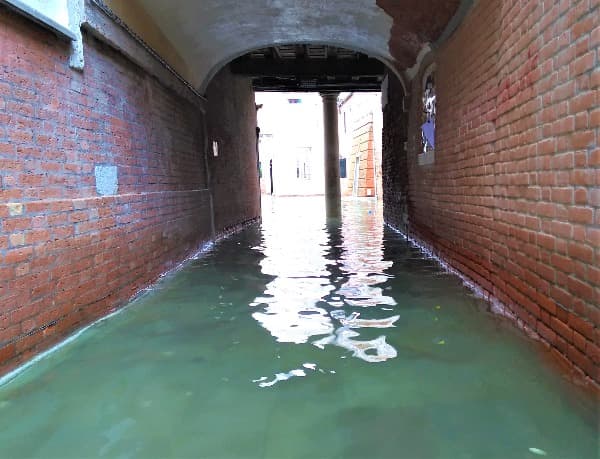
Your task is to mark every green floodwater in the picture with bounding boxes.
[0,196,597,459]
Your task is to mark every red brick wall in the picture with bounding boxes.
[0,7,259,375]
[383,74,409,229]
[206,67,261,231]
[386,0,599,382]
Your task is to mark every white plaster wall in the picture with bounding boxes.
[256,92,325,196]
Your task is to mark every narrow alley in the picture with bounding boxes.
[0,0,598,456]
[0,196,597,457]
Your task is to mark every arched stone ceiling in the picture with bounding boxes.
[106,0,461,92]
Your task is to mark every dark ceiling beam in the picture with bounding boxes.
[230,56,385,77]
[252,76,382,92]
[253,85,381,92]
[270,46,281,60]
[295,44,306,59]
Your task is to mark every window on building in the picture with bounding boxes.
[339,158,347,178]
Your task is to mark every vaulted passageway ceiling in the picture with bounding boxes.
[103,0,462,92]
[231,45,386,92]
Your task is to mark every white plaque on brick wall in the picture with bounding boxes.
[95,165,118,196]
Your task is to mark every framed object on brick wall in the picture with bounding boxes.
[2,0,75,39]
[418,63,436,166]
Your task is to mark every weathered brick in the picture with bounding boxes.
[568,313,594,341]
[383,0,600,385]
[0,8,259,378]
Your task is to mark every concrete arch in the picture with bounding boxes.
[104,0,403,91]
[199,40,408,96]
[101,0,466,97]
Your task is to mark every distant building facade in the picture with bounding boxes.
[256,93,325,196]
[256,91,383,198]
[338,93,383,199]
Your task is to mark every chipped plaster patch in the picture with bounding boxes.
[7,203,23,216]
[95,165,118,196]
[9,233,25,247]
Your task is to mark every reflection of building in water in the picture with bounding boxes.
[251,198,334,343]
[338,311,400,328]
[314,201,399,361]
[337,280,396,308]
[336,201,394,308]
[314,310,399,362]
[251,197,399,362]
[252,275,334,343]
[314,328,397,363]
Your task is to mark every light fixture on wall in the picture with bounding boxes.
[212,140,219,157]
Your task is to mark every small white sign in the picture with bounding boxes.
[212,140,219,157]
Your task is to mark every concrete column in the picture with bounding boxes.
[321,93,341,218]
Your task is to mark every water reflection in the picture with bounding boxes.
[314,328,397,363]
[252,198,334,343]
[253,196,399,362]
[0,197,596,459]
[337,311,400,329]
[338,205,395,309]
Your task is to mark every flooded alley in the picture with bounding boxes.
[0,197,597,459]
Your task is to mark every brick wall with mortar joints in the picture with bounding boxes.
[385,0,599,383]
[205,66,261,232]
[382,73,409,229]
[0,7,260,374]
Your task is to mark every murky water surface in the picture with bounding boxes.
[1,197,597,458]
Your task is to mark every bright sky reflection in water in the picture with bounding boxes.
[252,195,397,363]
[0,196,597,459]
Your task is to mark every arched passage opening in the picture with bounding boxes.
[201,41,407,219]
[200,42,406,95]
[100,0,459,94]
